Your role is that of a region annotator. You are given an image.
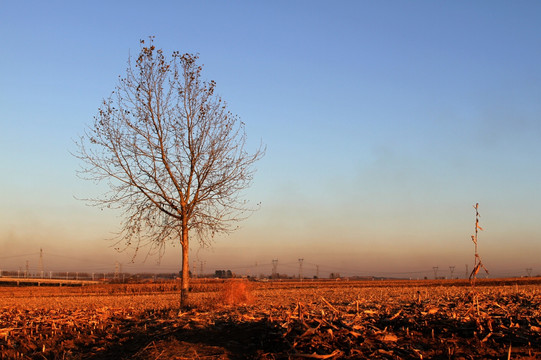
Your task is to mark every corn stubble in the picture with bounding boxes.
[469,203,489,286]
[0,279,540,359]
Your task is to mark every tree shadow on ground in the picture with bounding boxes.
[86,317,290,360]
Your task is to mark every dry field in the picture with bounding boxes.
[0,278,540,359]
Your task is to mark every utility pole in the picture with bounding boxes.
[526,268,533,277]
[298,258,304,282]
[25,260,29,278]
[433,266,439,279]
[316,265,320,279]
[449,266,455,279]
[254,262,258,279]
[465,264,468,279]
[200,261,205,278]
[272,259,278,279]
[39,248,44,278]
[114,261,120,280]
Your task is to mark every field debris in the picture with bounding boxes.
[0,279,540,359]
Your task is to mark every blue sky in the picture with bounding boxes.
[1,1,540,278]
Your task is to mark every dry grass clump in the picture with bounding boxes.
[184,280,254,310]
[218,280,253,305]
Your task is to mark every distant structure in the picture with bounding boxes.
[298,258,304,281]
[271,259,278,278]
[200,261,205,277]
[39,249,44,278]
[114,261,120,280]
[433,266,439,279]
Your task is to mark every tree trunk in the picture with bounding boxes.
[180,225,190,309]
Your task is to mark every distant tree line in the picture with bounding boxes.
[214,270,234,278]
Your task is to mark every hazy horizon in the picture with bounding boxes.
[1,1,540,280]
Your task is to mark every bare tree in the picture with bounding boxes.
[75,38,264,308]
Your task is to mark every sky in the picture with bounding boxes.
[1,1,540,279]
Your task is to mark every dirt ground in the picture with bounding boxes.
[0,278,540,359]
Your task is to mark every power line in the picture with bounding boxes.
[0,253,39,260]
[2,250,536,278]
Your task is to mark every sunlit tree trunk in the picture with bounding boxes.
[180,222,190,308]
